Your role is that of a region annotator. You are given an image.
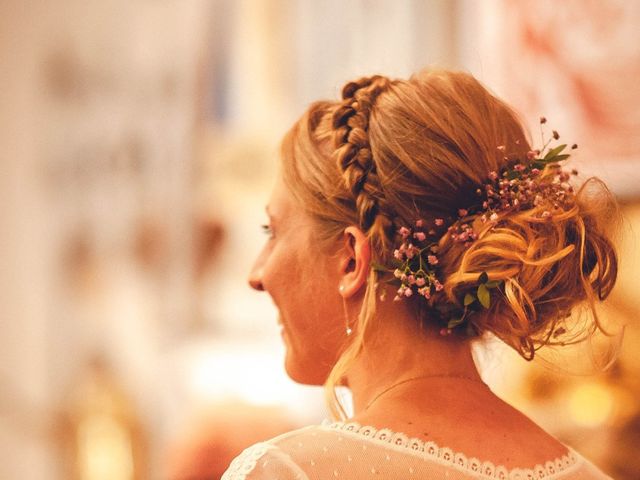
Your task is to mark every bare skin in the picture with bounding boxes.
[250,179,568,469]
[344,293,569,469]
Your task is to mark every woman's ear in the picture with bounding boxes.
[338,226,371,298]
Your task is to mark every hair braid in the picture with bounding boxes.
[331,75,395,251]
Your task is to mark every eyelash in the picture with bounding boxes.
[261,224,274,237]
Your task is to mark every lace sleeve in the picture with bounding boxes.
[221,442,309,480]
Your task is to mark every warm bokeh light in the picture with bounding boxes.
[179,340,303,407]
[77,416,134,480]
[567,382,615,428]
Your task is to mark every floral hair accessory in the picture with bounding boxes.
[374,122,579,335]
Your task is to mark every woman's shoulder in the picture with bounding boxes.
[220,424,325,480]
[222,420,613,480]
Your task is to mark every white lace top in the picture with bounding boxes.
[221,421,612,480]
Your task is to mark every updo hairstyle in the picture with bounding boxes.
[279,69,619,419]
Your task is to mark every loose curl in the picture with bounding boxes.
[279,69,620,420]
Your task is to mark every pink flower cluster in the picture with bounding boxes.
[392,219,446,302]
[385,133,578,334]
[480,159,576,224]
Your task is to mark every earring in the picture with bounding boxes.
[339,285,352,336]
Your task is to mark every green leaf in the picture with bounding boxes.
[532,161,545,169]
[478,272,489,284]
[552,154,570,161]
[543,144,567,161]
[447,317,464,329]
[485,280,501,289]
[477,284,490,308]
[464,293,475,306]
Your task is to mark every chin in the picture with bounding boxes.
[284,352,332,386]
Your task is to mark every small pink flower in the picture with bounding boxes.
[435,218,444,226]
[458,209,468,217]
[488,171,498,180]
[393,249,402,260]
[439,328,452,336]
[407,275,416,285]
[427,255,438,265]
[531,168,540,175]
[404,288,413,297]
[393,269,402,278]
[398,227,410,239]
[415,277,426,287]
[434,281,444,292]
[514,164,525,172]
[490,212,498,222]
[415,219,424,227]
[413,232,426,241]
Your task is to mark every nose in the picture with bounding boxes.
[248,258,265,291]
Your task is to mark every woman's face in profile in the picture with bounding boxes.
[248,176,347,385]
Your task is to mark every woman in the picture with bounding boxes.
[222,70,618,479]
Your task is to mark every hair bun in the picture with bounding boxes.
[442,176,619,359]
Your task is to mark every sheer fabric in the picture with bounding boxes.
[221,421,612,480]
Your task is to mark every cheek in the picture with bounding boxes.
[260,248,293,293]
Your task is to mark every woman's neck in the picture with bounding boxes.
[343,300,482,416]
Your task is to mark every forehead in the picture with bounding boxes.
[267,176,310,224]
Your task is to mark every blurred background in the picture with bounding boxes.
[1,0,639,479]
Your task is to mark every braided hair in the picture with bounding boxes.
[331,76,396,252]
[281,70,619,420]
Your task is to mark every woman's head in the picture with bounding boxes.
[258,69,619,417]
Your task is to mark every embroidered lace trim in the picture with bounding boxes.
[221,442,272,480]
[322,420,579,480]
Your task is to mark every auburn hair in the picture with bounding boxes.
[279,69,619,420]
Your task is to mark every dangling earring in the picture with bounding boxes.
[339,285,353,336]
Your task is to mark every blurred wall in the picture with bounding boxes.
[1,1,212,478]
[1,1,639,479]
